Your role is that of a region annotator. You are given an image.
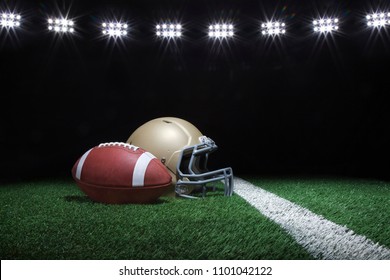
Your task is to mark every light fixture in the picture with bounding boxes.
[261,21,286,36]
[313,18,339,33]
[208,23,234,38]
[48,17,75,33]
[102,22,128,37]
[0,12,21,28]
[366,12,390,28]
[156,23,182,38]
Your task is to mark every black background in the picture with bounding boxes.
[1,0,390,182]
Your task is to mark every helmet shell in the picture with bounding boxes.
[127,117,203,185]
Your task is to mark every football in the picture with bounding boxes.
[71,142,172,204]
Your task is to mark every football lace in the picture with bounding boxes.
[98,142,139,151]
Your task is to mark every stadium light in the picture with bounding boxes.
[0,12,21,28]
[366,12,390,28]
[156,23,182,38]
[261,21,286,36]
[102,22,128,37]
[48,18,75,33]
[208,23,234,38]
[313,18,339,33]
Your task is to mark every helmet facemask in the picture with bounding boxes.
[175,136,234,198]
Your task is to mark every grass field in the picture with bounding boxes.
[1,176,389,260]
[241,176,390,249]
[0,178,312,260]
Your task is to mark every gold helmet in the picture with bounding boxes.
[126,117,234,198]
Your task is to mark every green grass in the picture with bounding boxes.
[0,179,312,260]
[241,176,390,248]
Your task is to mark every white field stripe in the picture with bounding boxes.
[132,152,156,187]
[234,177,390,260]
[75,148,93,180]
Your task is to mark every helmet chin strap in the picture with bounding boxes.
[175,184,217,199]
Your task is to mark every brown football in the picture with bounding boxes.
[71,142,172,204]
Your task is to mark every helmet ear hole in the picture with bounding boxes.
[178,153,191,174]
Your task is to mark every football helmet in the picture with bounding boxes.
[126,117,234,198]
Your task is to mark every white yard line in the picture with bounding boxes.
[233,177,390,260]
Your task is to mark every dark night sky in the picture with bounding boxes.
[1,0,390,182]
